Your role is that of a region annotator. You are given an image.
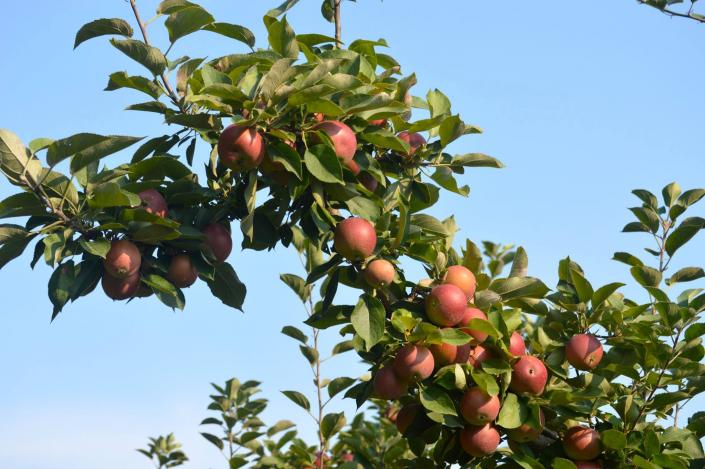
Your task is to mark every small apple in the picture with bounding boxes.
[508,332,526,357]
[397,131,426,156]
[363,259,396,288]
[393,344,435,381]
[563,426,602,461]
[425,284,468,327]
[102,271,140,300]
[566,334,603,371]
[217,124,265,171]
[458,307,489,343]
[138,188,168,218]
[460,387,501,425]
[442,265,476,298]
[373,365,408,400]
[167,254,198,288]
[203,223,233,264]
[459,424,501,457]
[467,344,493,369]
[104,239,141,279]
[506,408,545,443]
[509,356,548,396]
[334,217,377,261]
[312,120,357,162]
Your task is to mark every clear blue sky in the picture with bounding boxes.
[1,1,704,468]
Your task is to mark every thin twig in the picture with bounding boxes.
[334,0,342,48]
[637,0,705,23]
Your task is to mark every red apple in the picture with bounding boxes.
[566,334,603,371]
[217,124,265,171]
[102,271,140,300]
[575,462,602,469]
[393,344,435,381]
[397,131,426,156]
[460,387,501,425]
[458,307,489,343]
[506,408,545,443]
[395,403,421,434]
[467,344,493,369]
[508,332,526,357]
[313,120,357,162]
[138,189,168,218]
[563,426,602,461]
[442,265,476,298]
[459,424,501,458]
[345,158,361,175]
[373,365,408,400]
[425,284,468,327]
[358,171,379,192]
[167,254,198,288]
[104,240,141,279]
[203,223,233,264]
[369,118,387,127]
[509,356,548,396]
[334,217,377,261]
[363,259,395,288]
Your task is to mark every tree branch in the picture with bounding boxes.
[334,0,342,48]
[637,0,705,23]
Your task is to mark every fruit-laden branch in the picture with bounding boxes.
[637,0,705,23]
[128,0,185,111]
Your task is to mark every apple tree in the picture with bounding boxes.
[1,1,705,468]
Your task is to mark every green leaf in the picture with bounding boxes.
[592,282,624,306]
[450,153,504,168]
[79,239,111,258]
[203,23,256,48]
[281,325,308,344]
[327,377,355,398]
[110,38,167,76]
[622,221,650,233]
[320,412,346,439]
[350,294,385,351]
[279,273,311,302]
[667,267,705,286]
[612,251,644,266]
[430,167,469,196]
[360,129,411,154]
[632,189,658,209]
[439,115,464,147]
[105,72,162,99]
[267,17,299,59]
[157,0,196,14]
[141,273,185,310]
[663,182,681,207]
[164,5,214,43]
[490,277,549,301]
[266,0,301,17]
[200,432,224,450]
[0,226,35,269]
[509,247,528,278]
[299,345,318,364]
[629,206,660,233]
[472,369,500,396]
[88,182,141,208]
[427,88,451,118]
[678,188,705,207]
[665,217,704,256]
[281,390,310,411]
[601,429,627,450]
[304,145,343,184]
[74,18,133,48]
[496,393,522,428]
[68,135,143,173]
[0,192,46,219]
[206,263,247,311]
[240,171,257,242]
[46,133,137,168]
[569,267,593,303]
[630,265,662,287]
[419,386,457,415]
[551,459,577,469]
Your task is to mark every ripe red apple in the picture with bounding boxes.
[458,307,489,343]
[217,124,265,171]
[393,344,435,381]
[510,355,548,396]
[333,217,377,261]
[508,332,526,357]
[138,189,168,218]
[506,408,545,443]
[340,452,354,462]
[467,344,493,369]
[566,334,603,371]
[395,403,421,434]
[167,254,198,288]
[369,118,387,127]
[442,265,476,298]
[345,158,361,175]
[563,426,602,461]
[102,271,140,300]
[313,112,325,122]
[373,365,408,400]
[575,462,602,469]
[104,239,141,279]
[459,424,501,458]
[425,284,468,327]
[358,171,378,192]
[460,387,501,425]
[429,341,473,367]
[313,120,357,162]
[203,223,233,264]
[363,259,395,288]
[397,131,426,156]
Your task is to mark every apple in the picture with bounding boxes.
[373,365,408,400]
[506,408,545,443]
[340,452,354,462]
[358,171,379,192]
[458,307,489,343]
[313,120,357,162]
[459,424,501,457]
[442,265,476,298]
[397,131,426,156]
[508,332,526,357]
[102,271,140,300]
[575,462,602,469]
[395,403,421,434]
[566,334,603,371]
[167,254,198,288]
[425,284,468,327]
[429,336,472,367]
[217,124,265,171]
[509,356,548,396]
[563,426,602,461]
[138,188,168,218]
[334,217,377,261]
[203,223,233,263]
[467,344,493,369]
[313,112,325,122]
[104,239,141,279]
[460,387,501,425]
[345,158,361,175]
[393,344,435,381]
[369,118,387,127]
[363,259,396,288]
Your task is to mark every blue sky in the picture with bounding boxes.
[1,1,704,468]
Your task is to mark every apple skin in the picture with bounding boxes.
[395,403,421,434]
[340,452,354,462]
[334,217,377,261]
[566,334,603,371]
[358,171,379,192]
[575,461,602,469]
[429,337,472,367]
[397,131,426,156]
[217,124,265,171]
[313,120,357,162]
[563,426,602,461]
[373,365,408,400]
[459,424,501,458]
[102,271,140,300]
[344,158,361,175]
[425,284,468,327]
[442,265,477,298]
[203,223,233,264]
[104,240,141,279]
[393,344,435,381]
[458,307,489,343]
[138,189,168,218]
[363,259,396,288]
[508,332,527,357]
[467,344,493,369]
[167,254,198,288]
[506,408,545,443]
[509,355,548,396]
[369,118,387,127]
[460,387,501,425]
